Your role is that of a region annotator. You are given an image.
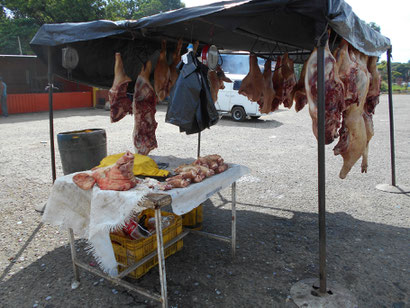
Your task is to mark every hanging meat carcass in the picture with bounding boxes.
[169,39,183,89]
[271,56,283,111]
[108,53,133,122]
[73,151,138,191]
[258,59,275,114]
[333,47,371,179]
[281,53,297,108]
[333,39,359,111]
[365,56,381,116]
[238,54,264,102]
[305,41,345,145]
[271,53,296,110]
[133,60,159,155]
[208,66,232,103]
[154,40,171,101]
[293,60,308,112]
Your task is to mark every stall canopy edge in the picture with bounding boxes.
[29,0,391,89]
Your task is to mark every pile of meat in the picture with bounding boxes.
[108,40,231,155]
[73,151,139,191]
[163,154,228,190]
[239,38,381,179]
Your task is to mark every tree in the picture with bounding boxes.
[0,17,39,54]
[1,0,106,24]
[105,0,184,21]
[0,0,185,55]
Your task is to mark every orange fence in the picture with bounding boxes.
[5,92,93,115]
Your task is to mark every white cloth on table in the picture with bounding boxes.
[42,172,151,276]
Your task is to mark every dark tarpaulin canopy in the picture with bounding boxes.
[30,0,390,90]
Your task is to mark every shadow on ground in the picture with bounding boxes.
[1,198,408,307]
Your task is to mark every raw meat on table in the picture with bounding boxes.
[108,53,133,122]
[73,151,139,191]
[133,60,158,156]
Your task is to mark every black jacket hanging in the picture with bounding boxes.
[166,51,219,135]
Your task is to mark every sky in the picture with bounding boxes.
[182,0,410,63]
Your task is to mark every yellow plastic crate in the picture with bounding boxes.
[110,209,183,279]
[181,204,203,230]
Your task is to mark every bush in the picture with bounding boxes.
[380,81,388,92]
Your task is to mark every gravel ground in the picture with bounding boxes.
[0,94,409,308]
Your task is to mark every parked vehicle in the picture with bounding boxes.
[215,73,267,121]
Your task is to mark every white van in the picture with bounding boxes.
[215,73,265,121]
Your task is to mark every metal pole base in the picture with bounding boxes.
[290,278,358,308]
[375,184,410,194]
[71,280,80,290]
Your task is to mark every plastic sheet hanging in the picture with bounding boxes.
[166,51,219,135]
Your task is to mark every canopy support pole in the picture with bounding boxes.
[316,44,326,294]
[291,35,358,307]
[375,47,410,194]
[197,132,201,158]
[387,48,396,186]
[48,46,56,183]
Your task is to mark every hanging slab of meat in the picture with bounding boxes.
[133,60,158,156]
[73,151,138,191]
[154,40,171,101]
[305,42,345,145]
[258,59,275,114]
[208,66,232,103]
[333,48,371,179]
[108,53,133,123]
[271,56,283,111]
[169,39,183,90]
[365,56,381,115]
[238,54,263,102]
[281,53,297,108]
[334,39,359,111]
[293,60,308,112]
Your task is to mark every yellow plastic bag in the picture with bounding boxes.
[96,153,169,177]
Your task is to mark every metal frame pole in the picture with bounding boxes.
[197,132,201,158]
[386,48,396,187]
[68,228,80,283]
[48,46,56,183]
[155,208,168,308]
[231,182,237,258]
[316,44,327,294]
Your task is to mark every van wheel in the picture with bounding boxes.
[232,107,246,121]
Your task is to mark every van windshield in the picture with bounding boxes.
[221,54,272,75]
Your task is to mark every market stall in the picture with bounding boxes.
[30,0,396,306]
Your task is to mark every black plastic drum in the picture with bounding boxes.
[57,128,107,175]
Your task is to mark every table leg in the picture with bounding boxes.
[231,182,237,258]
[155,208,168,308]
[68,228,80,288]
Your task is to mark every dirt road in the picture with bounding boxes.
[0,94,409,307]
